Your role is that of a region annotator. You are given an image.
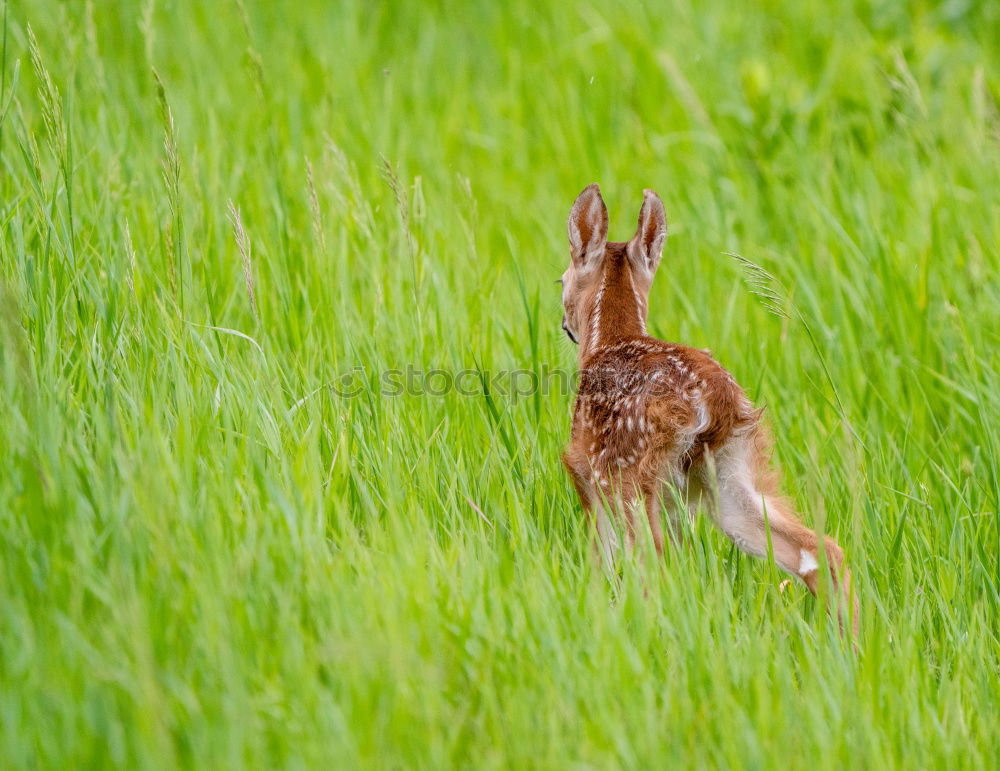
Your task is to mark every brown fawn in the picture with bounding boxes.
[560,184,857,635]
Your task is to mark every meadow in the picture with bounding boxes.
[1,0,999,767]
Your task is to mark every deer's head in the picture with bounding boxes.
[560,184,667,352]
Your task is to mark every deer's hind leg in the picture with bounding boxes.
[643,486,665,555]
[647,442,695,549]
[616,470,663,558]
[563,449,620,572]
[703,432,858,636]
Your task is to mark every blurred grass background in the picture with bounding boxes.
[1,0,999,767]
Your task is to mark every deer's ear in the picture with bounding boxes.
[568,184,609,270]
[627,189,667,275]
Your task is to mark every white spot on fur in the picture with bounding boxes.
[798,549,818,576]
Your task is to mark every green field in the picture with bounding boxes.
[2,1,999,767]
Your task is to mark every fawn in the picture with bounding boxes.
[560,184,857,634]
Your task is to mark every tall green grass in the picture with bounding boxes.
[2,0,999,767]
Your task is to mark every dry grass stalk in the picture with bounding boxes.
[305,156,325,253]
[26,25,67,164]
[123,219,137,294]
[151,68,180,218]
[228,201,258,323]
[725,251,790,320]
[380,155,415,258]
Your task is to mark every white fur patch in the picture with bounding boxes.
[693,395,710,434]
[798,549,819,575]
[589,271,608,351]
[627,266,646,334]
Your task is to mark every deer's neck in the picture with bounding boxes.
[580,256,647,362]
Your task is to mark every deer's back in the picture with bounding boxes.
[573,337,756,473]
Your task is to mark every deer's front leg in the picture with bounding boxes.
[563,450,619,572]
